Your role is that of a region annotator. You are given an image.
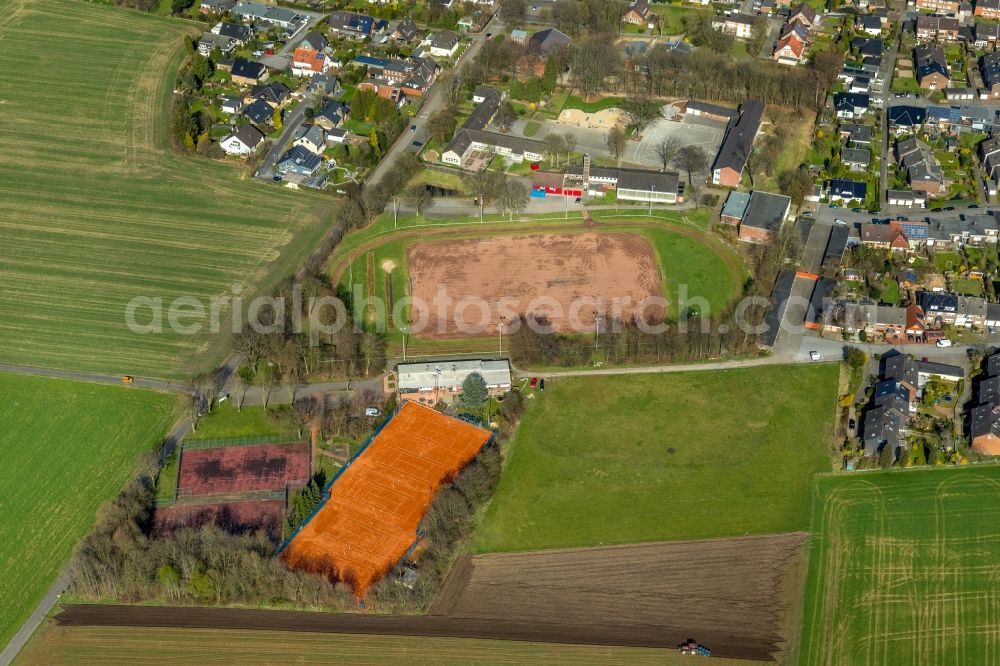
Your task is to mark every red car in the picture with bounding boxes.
[529,377,538,388]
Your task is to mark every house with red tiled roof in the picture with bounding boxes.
[292,47,332,77]
[773,32,806,64]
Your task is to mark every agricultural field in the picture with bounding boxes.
[800,467,1000,665]
[0,373,176,648]
[0,0,330,379]
[474,364,838,552]
[334,213,744,354]
[17,624,753,666]
[432,534,807,660]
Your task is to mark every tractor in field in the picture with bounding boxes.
[678,639,711,656]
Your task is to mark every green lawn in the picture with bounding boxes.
[562,95,625,113]
[187,401,297,442]
[523,121,542,137]
[800,468,1000,664]
[951,277,985,296]
[473,364,838,552]
[933,251,963,271]
[0,0,330,379]
[0,373,176,647]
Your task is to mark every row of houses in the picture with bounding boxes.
[354,54,439,103]
[773,4,820,65]
[861,352,963,459]
[971,351,1000,454]
[858,213,1000,250]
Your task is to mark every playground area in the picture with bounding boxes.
[280,402,493,595]
[176,441,310,497]
[406,232,665,338]
[556,107,629,129]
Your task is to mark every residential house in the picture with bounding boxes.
[861,352,919,458]
[851,37,883,57]
[860,219,928,251]
[738,190,792,243]
[787,3,817,28]
[292,123,327,155]
[219,124,264,156]
[232,2,303,29]
[292,47,332,77]
[313,100,349,130]
[473,85,501,104]
[299,31,329,52]
[915,44,950,89]
[328,11,379,40]
[715,14,756,39]
[710,100,765,187]
[429,30,460,58]
[919,291,987,327]
[977,0,1000,19]
[916,0,960,13]
[623,0,651,25]
[975,22,1000,49]
[834,92,871,119]
[896,136,946,196]
[860,15,883,35]
[888,105,927,134]
[277,146,322,176]
[220,95,244,116]
[250,82,290,107]
[842,147,872,171]
[887,189,928,208]
[231,59,267,86]
[981,52,1000,96]
[200,0,235,13]
[827,178,868,203]
[213,22,254,45]
[773,31,807,64]
[925,214,1000,248]
[198,32,235,57]
[392,17,420,43]
[355,55,439,101]
[916,15,961,42]
[306,73,341,96]
[242,97,275,125]
[842,123,874,144]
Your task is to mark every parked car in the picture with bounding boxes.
[834,218,846,225]
[411,141,423,148]
[936,339,953,348]
[801,210,815,218]
[968,204,979,208]
[851,207,862,213]
[574,197,582,204]
[410,124,417,132]
[539,378,545,391]
[529,377,539,388]
[848,418,856,430]
[810,351,822,361]
[829,203,839,208]
[364,407,381,417]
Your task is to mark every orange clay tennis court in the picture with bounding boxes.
[281,401,492,596]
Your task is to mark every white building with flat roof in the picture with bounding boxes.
[396,359,512,403]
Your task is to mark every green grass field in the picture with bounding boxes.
[473,364,838,552]
[16,625,753,665]
[800,467,1000,665]
[0,0,330,379]
[0,373,176,648]
[562,95,625,113]
[187,402,297,441]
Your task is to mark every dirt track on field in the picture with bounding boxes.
[57,533,805,660]
[407,232,665,338]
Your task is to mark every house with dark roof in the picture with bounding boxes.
[429,30,461,58]
[981,52,1000,96]
[834,92,870,119]
[738,190,791,243]
[200,0,236,14]
[914,44,950,89]
[888,105,927,134]
[242,97,276,125]
[198,32,236,57]
[300,31,329,52]
[710,100,764,187]
[328,11,379,39]
[231,59,268,85]
[392,17,420,43]
[841,123,874,144]
[250,82,290,107]
[313,100,349,130]
[827,178,868,203]
[787,2,817,28]
[528,28,571,55]
[616,169,682,204]
[307,73,341,96]
[277,145,322,176]
[220,124,264,156]
[919,291,987,327]
[851,37,883,57]
[720,191,751,224]
[214,22,254,45]
[842,147,871,171]
[972,350,1000,455]
[977,0,1000,20]
[861,350,920,459]
[623,0,651,25]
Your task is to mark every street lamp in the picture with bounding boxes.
[498,316,506,355]
[648,185,654,215]
[393,195,398,228]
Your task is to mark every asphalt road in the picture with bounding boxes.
[879,5,900,210]
[255,89,314,179]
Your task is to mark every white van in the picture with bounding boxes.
[936,339,953,348]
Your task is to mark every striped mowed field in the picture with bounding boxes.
[800,467,1000,665]
[0,0,331,379]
